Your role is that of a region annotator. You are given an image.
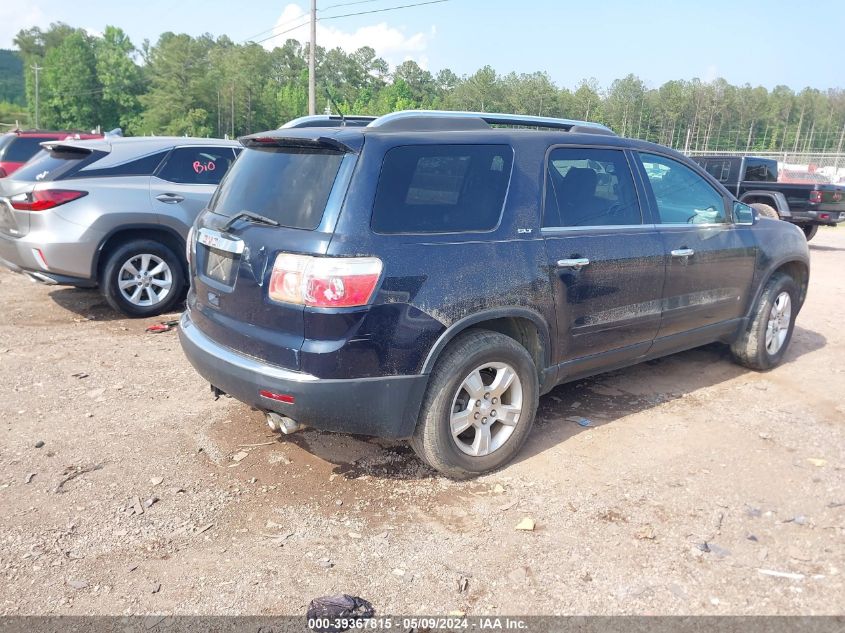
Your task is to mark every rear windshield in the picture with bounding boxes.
[371,144,513,234]
[12,148,102,182]
[0,136,49,163]
[0,134,13,155]
[209,147,344,230]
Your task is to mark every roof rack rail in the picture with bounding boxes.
[280,114,377,129]
[368,110,616,135]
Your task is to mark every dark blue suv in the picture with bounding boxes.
[179,110,810,478]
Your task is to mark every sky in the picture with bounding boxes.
[1,0,843,92]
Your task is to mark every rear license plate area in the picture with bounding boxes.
[197,228,244,289]
[204,247,236,285]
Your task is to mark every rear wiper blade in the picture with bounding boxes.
[222,210,280,231]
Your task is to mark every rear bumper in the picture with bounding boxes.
[178,311,429,439]
[0,218,101,282]
[0,252,96,288]
[790,209,845,226]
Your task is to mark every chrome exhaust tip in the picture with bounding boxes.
[266,412,305,435]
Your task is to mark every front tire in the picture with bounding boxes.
[101,239,185,317]
[410,330,539,479]
[731,272,798,371]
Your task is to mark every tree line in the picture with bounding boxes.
[4,22,845,154]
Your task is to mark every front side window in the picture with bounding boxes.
[371,144,513,234]
[157,147,236,185]
[544,147,641,227]
[639,153,727,225]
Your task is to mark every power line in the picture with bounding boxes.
[241,0,388,43]
[319,0,449,22]
[252,0,449,47]
[321,0,384,11]
[250,19,314,46]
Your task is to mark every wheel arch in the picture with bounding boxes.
[746,257,810,320]
[93,224,187,283]
[739,190,791,217]
[421,307,552,379]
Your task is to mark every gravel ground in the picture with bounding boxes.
[0,227,843,616]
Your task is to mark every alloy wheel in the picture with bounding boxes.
[450,362,524,457]
[765,291,791,355]
[117,253,173,307]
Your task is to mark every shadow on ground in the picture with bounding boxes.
[49,286,185,322]
[809,243,845,253]
[224,325,826,482]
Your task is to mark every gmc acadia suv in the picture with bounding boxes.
[179,110,810,478]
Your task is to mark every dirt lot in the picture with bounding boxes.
[0,228,843,617]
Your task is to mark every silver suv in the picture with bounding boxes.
[0,136,240,316]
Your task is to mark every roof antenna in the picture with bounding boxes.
[324,86,347,126]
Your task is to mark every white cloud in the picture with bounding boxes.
[0,5,47,48]
[263,3,432,67]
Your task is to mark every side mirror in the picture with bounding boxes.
[733,201,756,225]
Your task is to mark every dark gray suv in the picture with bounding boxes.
[179,110,810,478]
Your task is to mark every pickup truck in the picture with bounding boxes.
[690,155,845,240]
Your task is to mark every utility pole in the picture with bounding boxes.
[32,64,42,128]
[309,0,317,115]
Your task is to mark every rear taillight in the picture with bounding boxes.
[809,190,823,204]
[10,189,87,211]
[0,167,7,178]
[268,253,383,308]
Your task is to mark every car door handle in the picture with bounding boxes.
[557,258,590,270]
[156,193,184,204]
[671,248,695,258]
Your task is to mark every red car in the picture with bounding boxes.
[0,129,102,178]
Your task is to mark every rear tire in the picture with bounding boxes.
[750,203,779,219]
[801,224,818,241]
[410,329,539,479]
[731,272,798,371]
[101,239,185,318]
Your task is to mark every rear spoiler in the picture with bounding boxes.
[40,138,111,153]
[239,134,360,154]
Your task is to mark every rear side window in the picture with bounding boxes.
[544,148,641,227]
[11,148,103,182]
[209,147,344,230]
[371,144,513,234]
[77,150,169,178]
[157,146,236,185]
[0,136,48,163]
[744,159,777,182]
